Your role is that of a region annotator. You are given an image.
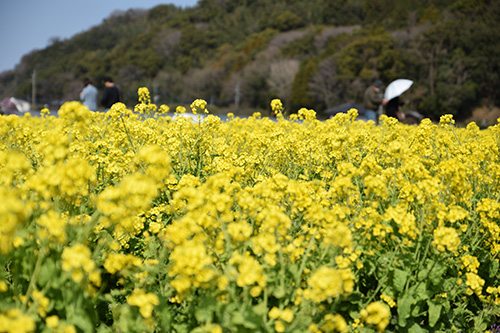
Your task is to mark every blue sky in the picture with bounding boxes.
[0,0,199,73]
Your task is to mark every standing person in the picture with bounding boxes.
[80,78,98,111]
[363,80,387,123]
[385,96,405,120]
[100,77,121,110]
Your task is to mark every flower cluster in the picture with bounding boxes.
[190,98,209,114]
[1,93,500,332]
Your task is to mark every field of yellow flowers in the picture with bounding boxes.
[1,88,500,333]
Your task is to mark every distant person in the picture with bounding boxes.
[80,78,98,111]
[100,77,121,110]
[385,96,405,120]
[363,80,387,123]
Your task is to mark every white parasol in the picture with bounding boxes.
[384,79,413,101]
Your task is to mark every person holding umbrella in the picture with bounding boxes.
[385,96,404,120]
[384,79,413,121]
[363,80,387,123]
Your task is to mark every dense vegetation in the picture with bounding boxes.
[1,95,500,332]
[0,0,499,120]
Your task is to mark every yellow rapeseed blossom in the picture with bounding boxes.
[439,114,455,127]
[61,243,97,283]
[0,189,26,254]
[168,239,218,296]
[268,307,281,319]
[104,252,142,275]
[275,320,285,332]
[45,315,59,328]
[320,314,348,332]
[461,255,480,273]
[432,226,461,253]
[4,93,500,332]
[227,221,253,242]
[36,211,67,243]
[127,288,160,318]
[465,272,485,296]
[360,302,391,332]
[303,266,354,302]
[229,251,267,290]
[270,99,283,117]
[135,87,157,116]
[40,107,50,117]
[158,104,170,114]
[32,290,50,317]
[191,99,209,114]
[380,294,396,308]
[297,107,317,121]
[280,308,294,323]
[268,307,294,323]
[0,309,36,333]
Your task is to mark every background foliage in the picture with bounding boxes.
[0,0,499,120]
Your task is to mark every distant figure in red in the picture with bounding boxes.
[100,77,121,110]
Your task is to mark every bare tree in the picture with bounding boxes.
[183,67,225,102]
[308,57,341,108]
[267,59,300,107]
[154,69,184,103]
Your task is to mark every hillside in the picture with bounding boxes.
[0,0,499,121]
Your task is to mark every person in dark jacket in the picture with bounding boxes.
[100,77,121,110]
[385,96,405,120]
[363,80,387,123]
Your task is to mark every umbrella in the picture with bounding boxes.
[384,79,413,101]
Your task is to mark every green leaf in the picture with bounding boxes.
[273,286,286,298]
[253,302,268,316]
[393,269,409,293]
[194,307,213,323]
[195,296,216,323]
[427,300,442,327]
[474,322,488,332]
[490,260,499,279]
[70,313,95,333]
[428,261,446,286]
[408,322,426,333]
[409,283,429,301]
[38,258,58,287]
[173,323,189,333]
[416,283,429,300]
[287,263,299,281]
[411,301,422,317]
[417,263,431,281]
[397,294,414,327]
[231,312,245,326]
[230,310,258,329]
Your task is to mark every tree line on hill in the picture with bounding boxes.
[0,0,498,121]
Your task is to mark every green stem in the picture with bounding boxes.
[362,276,387,308]
[450,125,462,146]
[22,246,45,310]
[374,126,388,159]
[28,142,41,169]
[99,117,111,139]
[120,116,136,152]
[295,232,316,286]
[279,247,285,294]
